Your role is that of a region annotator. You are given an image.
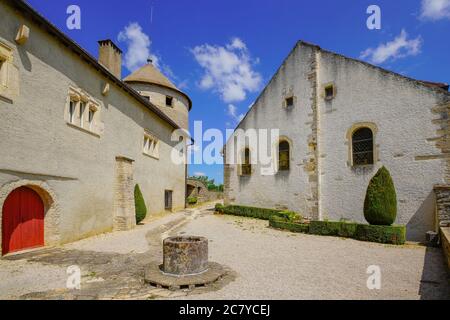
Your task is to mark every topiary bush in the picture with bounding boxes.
[187,197,198,205]
[364,166,397,226]
[134,184,147,224]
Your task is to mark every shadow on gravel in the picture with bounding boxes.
[419,246,450,300]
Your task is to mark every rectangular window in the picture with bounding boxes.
[0,60,5,87]
[166,96,173,107]
[143,133,160,159]
[69,100,76,124]
[79,102,86,127]
[285,97,294,108]
[325,84,335,100]
[88,108,95,130]
[165,190,173,210]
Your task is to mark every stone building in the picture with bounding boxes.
[224,41,450,241]
[0,0,191,255]
[186,178,223,204]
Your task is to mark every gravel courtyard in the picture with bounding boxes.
[0,203,448,300]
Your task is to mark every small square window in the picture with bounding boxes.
[285,97,294,108]
[166,96,173,107]
[325,85,335,100]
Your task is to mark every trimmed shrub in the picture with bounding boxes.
[220,205,281,220]
[310,221,357,238]
[364,166,397,226]
[134,184,147,224]
[187,197,198,205]
[355,224,406,245]
[269,216,309,234]
[215,203,225,213]
[276,210,302,222]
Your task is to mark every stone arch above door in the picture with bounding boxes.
[0,180,61,255]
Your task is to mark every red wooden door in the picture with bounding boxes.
[2,187,44,255]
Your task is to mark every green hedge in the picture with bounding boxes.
[218,205,281,220]
[216,205,406,245]
[269,216,309,234]
[309,221,358,238]
[309,220,405,245]
[355,224,406,245]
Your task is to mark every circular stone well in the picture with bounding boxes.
[163,236,208,276]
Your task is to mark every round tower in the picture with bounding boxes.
[123,60,192,130]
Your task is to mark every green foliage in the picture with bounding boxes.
[309,220,405,245]
[355,224,406,245]
[187,197,198,205]
[364,166,397,226]
[190,175,224,193]
[134,184,147,224]
[310,221,357,238]
[219,205,281,220]
[269,216,310,234]
[275,211,302,222]
[215,203,225,212]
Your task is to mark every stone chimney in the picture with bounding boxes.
[98,39,122,79]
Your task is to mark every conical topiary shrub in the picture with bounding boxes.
[364,166,397,226]
[134,184,147,224]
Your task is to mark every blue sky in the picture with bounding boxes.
[27,0,450,184]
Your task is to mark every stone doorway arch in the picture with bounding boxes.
[0,180,61,255]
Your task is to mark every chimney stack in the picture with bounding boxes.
[98,39,122,79]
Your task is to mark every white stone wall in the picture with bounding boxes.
[225,44,319,216]
[317,50,448,241]
[225,41,450,241]
[0,2,186,245]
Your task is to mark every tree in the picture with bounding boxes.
[364,166,397,226]
[134,184,147,224]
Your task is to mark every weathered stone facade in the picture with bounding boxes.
[224,41,450,241]
[434,185,450,228]
[186,179,223,204]
[0,0,190,252]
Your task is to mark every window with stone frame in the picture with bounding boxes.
[352,128,374,166]
[143,132,160,159]
[69,99,77,124]
[240,148,252,176]
[88,106,96,131]
[0,59,6,87]
[324,84,335,100]
[278,140,290,171]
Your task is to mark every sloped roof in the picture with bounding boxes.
[123,63,192,110]
[124,63,177,90]
[5,0,191,127]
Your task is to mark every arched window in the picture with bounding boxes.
[352,128,374,166]
[278,140,290,171]
[241,148,252,176]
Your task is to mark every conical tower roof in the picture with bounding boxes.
[123,62,178,90]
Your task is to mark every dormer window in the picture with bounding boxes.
[166,96,173,107]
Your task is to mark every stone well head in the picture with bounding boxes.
[162,236,209,276]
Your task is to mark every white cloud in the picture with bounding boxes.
[420,0,450,20]
[193,172,206,177]
[227,104,245,124]
[118,22,158,72]
[360,29,422,64]
[192,38,262,103]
